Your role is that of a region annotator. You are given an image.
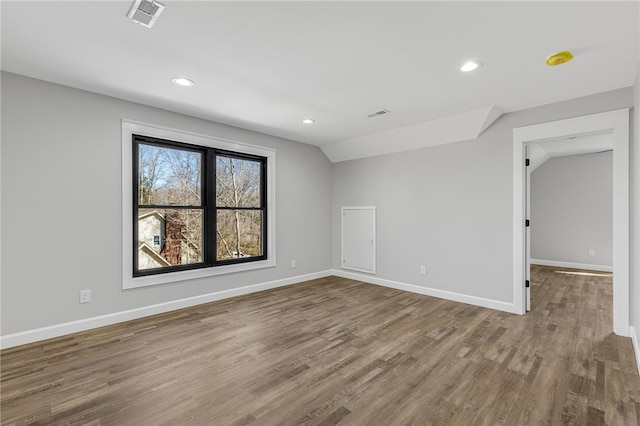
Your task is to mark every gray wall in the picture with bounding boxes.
[530,152,613,267]
[2,70,637,340]
[1,72,332,336]
[332,88,633,304]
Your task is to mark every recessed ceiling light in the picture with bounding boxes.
[460,60,483,72]
[302,118,315,124]
[171,77,194,87]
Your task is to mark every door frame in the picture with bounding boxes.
[524,143,531,312]
[512,109,629,336]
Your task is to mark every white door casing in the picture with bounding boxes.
[513,109,629,336]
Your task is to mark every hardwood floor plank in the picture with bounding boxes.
[2,266,639,425]
[587,406,606,426]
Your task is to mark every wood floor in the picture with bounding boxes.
[2,266,639,425]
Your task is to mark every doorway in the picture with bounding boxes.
[512,109,630,336]
[527,144,613,312]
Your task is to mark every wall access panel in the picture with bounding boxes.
[341,206,376,274]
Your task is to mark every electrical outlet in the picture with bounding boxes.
[589,249,596,256]
[79,289,91,304]
[420,265,426,275]
[291,259,296,269]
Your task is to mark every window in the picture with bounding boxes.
[122,120,275,289]
[134,135,267,277]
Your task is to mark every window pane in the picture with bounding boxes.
[216,156,261,208]
[138,208,203,270]
[216,210,263,260]
[138,144,202,206]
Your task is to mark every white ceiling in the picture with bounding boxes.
[528,133,613,171]
[1,1,638,161]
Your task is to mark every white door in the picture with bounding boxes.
[525,145,531,311]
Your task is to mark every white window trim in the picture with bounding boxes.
[122,119,276,289]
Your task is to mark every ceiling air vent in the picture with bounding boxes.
[127,0,165,28]
[367,109,390,118]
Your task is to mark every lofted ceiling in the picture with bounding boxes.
[1,1,638,162]
[528,133,613,172]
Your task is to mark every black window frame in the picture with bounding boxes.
[132,134,267,277]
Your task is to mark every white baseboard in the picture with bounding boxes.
[330,269,518,314]
[631,326,640,375]
[530,259,613,273]
[0,269,527,350]
[0,271,332,350]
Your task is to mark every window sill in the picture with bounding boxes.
[123,258,276,289]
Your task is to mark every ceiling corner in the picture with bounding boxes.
[476,105,503,136]
[321,105,504,163]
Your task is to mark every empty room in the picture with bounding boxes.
[2,1,640,425]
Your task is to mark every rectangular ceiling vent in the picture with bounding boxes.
[367,109,390,118]
[127,0,165,28]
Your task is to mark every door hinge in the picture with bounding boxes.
[525,219,530,227]
[526,280,530,288]
[525,158,530,167]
